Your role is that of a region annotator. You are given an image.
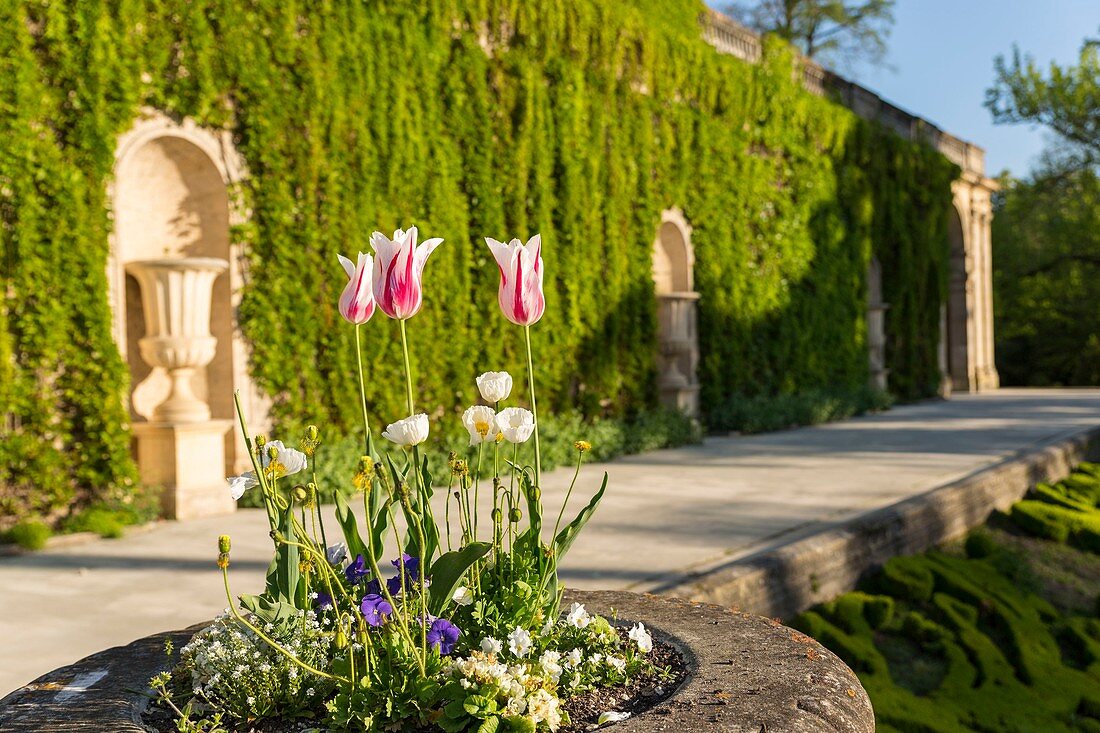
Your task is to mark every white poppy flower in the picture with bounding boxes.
[262,440,308,475]
[494,407,535,444]
[382,414,430,446]
[628,622,653,653]
[507,627,532,657]
[226,473,258,500]
[461,405,497,446]
[565,602,591,628]
[476,371,513,403]
[452,585,473,606]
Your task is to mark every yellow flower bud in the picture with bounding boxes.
[574,440,592,453]
[306,425,319,441]
[218,535,231,554]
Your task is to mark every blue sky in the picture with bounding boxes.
[708,1,1097,176]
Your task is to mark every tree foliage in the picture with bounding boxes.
[1,0,955,524]
[986,32,1100,169]
[724,0,895,70]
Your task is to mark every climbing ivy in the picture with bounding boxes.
[0,0,956,523]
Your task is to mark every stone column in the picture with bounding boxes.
[977,209,1000,389]
[867,258,890,391]
[656,292,701,417]
[125,258,234,520]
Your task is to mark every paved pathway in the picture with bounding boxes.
[3,388,1099,695]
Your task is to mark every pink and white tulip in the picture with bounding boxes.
[485,235,545,327]
[337,252,375,324]
[370,227,443,320]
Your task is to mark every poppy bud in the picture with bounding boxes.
[292,484,308,502]
[492,508,503,523]
[509,507,522,523]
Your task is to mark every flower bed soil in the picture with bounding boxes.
[0,591,875,732]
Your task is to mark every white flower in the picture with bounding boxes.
[508,627,533,657]
[539,650,562,683]
[452,585,473,606]
[226,473,257,500]
[326,543,348,566]
[481,637,503,655]
[527,688,561,728]
[565,648,583,667]
[628,622,653,653]
[607,655,626,672]
[495,407,535,444]
[382,413,429,446]
[565,602,591,628]
[505,695,527,716]
[461,405,497,446]
[476,371,513,403]
[597,711,631,726]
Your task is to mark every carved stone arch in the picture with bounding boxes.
[652,208,700,416]
[108,110,269,494]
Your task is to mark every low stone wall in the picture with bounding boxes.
[0,591,875,732]
[660,425,1100,620]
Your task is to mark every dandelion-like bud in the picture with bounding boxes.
[255,435,267,449]
[574,440,592,453]
[300,425,321,456]
[267,445,280,462]
[217,553,230,570]
[299,559,313,574]
[353,456,374,492]
[218,535,231,554]
[307,425,319,441]
[508,507,522,523]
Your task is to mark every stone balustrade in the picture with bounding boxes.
[701,9,986,179]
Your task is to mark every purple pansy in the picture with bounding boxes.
[314,591,333,610]
[345,554,369,585]
[364,578,382,596]
[360,594,394,627]
[391,554,420,580]
[426,617,461,655]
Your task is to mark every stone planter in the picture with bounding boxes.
[0,591,874,732]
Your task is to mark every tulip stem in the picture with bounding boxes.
[354,324,371,455]
[398,319,415,416]
[523,325,542,487]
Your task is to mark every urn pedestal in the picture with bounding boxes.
[125,258,234,520]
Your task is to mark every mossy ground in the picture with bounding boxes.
[793,463,1100,733]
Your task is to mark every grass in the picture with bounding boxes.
[793,462,1100,733]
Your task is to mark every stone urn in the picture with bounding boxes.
[656,292,701,417]
[0,591,875,732]
[125,257,234,520]
[124,257,228,423]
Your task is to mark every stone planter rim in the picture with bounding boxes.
[0,590,873,733]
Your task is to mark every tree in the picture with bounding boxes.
[986,32,1100,169]
[989,31,1100,385]
[725,0,895,71]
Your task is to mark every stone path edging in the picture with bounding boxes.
[656,424,1100,619]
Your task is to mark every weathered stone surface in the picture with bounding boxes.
[661,425,1100,619]
[0,592,873,733]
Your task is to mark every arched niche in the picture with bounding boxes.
[945,204,971,393]
[652,209,700,416]
[108,111,268,476]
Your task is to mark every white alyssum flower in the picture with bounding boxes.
[476,371,513,403]
[494,407,535,444]
[461,405,497,446]
[508,627,533,657]
[452,585,474,606]
[481,636,503,655]
[382,413,429,446]
[225,439,307,500]
[565,602,591,628]
[628,622,653,653]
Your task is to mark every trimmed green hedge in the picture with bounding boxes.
[794,464,1100,732]
[0,0,956,523]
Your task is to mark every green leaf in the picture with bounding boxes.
[334,492,369,564]
[554,472,608,561]
[476,715,501,733]
[265,503,301,605]
[369,496,393,564]
[428,542,492,615]
[504,714,536,733]
[239,594,299,636]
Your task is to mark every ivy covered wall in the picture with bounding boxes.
[0,0,956,523]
